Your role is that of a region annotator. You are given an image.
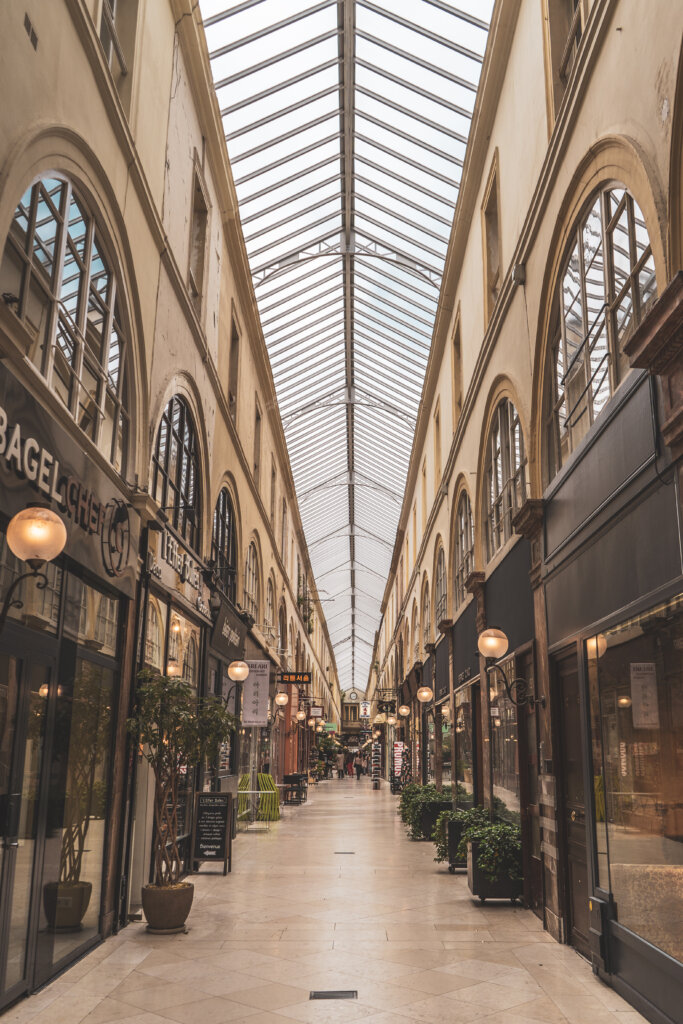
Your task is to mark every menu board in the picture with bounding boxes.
[192,793,232,875]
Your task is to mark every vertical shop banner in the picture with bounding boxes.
[360,701,370,718]
[630,662,660,729]
[393,741,404,776]
[242,660,270,726]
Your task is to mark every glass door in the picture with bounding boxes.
[0,653,50,1010]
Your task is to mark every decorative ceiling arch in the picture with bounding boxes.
[201,0,492,690]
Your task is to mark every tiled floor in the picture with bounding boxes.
[4,779,648,1024]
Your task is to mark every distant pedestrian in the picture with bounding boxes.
[346,754,353,776]
[336,751,345,779]
[354,754,363,780]
[362,754,368,775]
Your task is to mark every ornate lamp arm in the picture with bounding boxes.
[485,659,545,709]
[0,568,48,636]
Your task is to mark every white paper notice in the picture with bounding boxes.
[629,662,660,730]
[242,660,270,726]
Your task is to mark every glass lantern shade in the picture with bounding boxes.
[228,660,249,682]
[7,507,67,564]
[586,634,607,659]
[417,685,433,703]
[296,709,307,721]
[274,691,289,707]
[398,704,410,717]
[478,628,509,660]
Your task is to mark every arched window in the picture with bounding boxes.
[0,176,130,471]
[265,577,275,640]
[95,595,118,653]
[544,187,657,482]
[422,583,430,649]
[152,395,201,551]
[243,541,260,620]
[484,398,527,561]
[211,488,236,601]
[454,491,474,609]
[435,547,447,625]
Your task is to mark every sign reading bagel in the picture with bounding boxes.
[0,368,139,595]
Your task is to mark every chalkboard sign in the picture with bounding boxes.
[192,792,232,875]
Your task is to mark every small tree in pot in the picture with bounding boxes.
[127,671,235,933]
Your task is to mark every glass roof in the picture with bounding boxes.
[200,0,492,691]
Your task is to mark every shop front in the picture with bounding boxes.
[0,366,139,1009]
[543,366,682,1022]
[452,597,480,810]
[126,523,213,917]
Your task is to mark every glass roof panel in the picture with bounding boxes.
[201,0,492,692]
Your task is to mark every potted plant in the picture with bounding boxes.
[432,805,488,872]
[127,671,235,933]
[43,664,111,931]
[456,821,523,902]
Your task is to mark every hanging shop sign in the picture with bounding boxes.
[211,598,247,661]
[310,705,324,718]
[146,525,212,621]
[0,367,139,595]
[360,701,371,718]
[324,722,337,732]
[281,671,311,685]
[192,792,233,876]
[242,660,270,726]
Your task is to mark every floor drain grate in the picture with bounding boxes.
[310,991,358,1000]
[334,851,355,854]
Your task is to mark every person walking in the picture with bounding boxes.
[336,750,345,780]
[354,753,363,780]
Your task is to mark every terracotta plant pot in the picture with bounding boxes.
[43,880,92,931]
[141,882,194,934]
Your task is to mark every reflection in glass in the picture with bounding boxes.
[41,660,113,963]
[589,596,683,963]
[490,657,520,824]
[455,684,475,809]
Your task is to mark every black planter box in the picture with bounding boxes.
[447,818,466,871]
[419,800,452,841]
[467,840,523,902]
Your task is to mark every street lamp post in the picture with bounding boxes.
[0,507,67,635]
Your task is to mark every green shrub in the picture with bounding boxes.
[404,784,454,840]
[456,821,522,882]
[397,782,423,823]
[432,805,489,862]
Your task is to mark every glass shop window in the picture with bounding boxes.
[144,597,167,671]
[490,657,520,824]
[455,684,476,808]
[167,610,201,693]
[587,595,683,963]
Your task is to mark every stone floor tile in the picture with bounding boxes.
[6,780,649,1024]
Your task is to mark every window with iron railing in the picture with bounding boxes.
[544,187,657,483]
[211,488,237,602]
[454,491,474,609]
[435,547,447,625]
[0,176,130,473]
[485,399,527,561]
[243,541,260,621]
[153,396,201,551]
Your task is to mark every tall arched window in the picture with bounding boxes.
[211,488,236,601]
[435,547,447,625]
[265,577,275,640]
[454,491,474,609]
[145,602,162,669]
[0,175,130,470]
[182,636,198,687]
[484,398,527,561]
[544,187,657,482]
[422,583,430,649]
[152,395,201,551]
[243,541,260,620]
[278,604,287,656]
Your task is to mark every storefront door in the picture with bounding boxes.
[0,648,52,1009]
[0,576,119,1008]
[555,649,590,957]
